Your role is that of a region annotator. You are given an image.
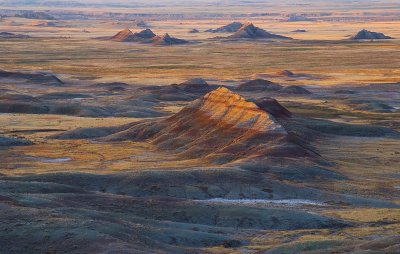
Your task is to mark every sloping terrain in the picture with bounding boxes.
[0,69,64,86]
[0,70,168,118]
[237,79,282,91]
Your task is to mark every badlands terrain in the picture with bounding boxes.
[0,0,400,253]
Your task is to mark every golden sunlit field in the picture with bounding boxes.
[1,21,400,86]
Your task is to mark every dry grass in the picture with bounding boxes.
[0,113,208,176]
[324,208,400,223]
[1,17,400,86]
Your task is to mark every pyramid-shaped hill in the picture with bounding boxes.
[111,28,156,42]
[350,29,393,40]
[57,87,316,163]
[135,29,157,40]
[206,22,244,33]
[227,23,291,40]
[111,28,134,42]
[152,33,189,45]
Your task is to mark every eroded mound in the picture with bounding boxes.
[228,23,291,40]
[57,87,316,163]
[111,28,156,43]
[174,78,211,92]
[237,79,282,91]
[152,33,188,45]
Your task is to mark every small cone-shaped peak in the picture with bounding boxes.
[136,28,156,38]
[228,23,291,39]
[111,28,134,41]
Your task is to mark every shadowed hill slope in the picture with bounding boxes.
[0,32,30,39]
[206,22,244,33]
[237,79,282,91]
[0,69,64,86]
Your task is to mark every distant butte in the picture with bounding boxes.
[152,33,189,45]
[110,29,188,45]
[174,78,210,92]
[237,79,282,91]
[351,29,393,40]
[206,22,244,33]
[227,23,291,40]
